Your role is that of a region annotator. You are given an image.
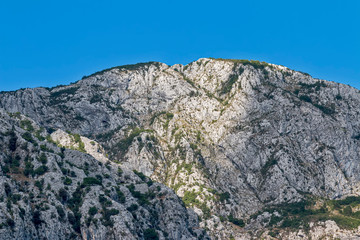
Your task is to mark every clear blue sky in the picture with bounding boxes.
[0,0,359,91]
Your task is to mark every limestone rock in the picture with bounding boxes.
[1,58,360,239]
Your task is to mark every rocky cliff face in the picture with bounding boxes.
[0,109,206,240]
[1,58,360,239]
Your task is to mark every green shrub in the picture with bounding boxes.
[82,177,102,186]
[182,190,199,207]
[8,131,17,151]
[40,144,53,152]
[116,189,126,203]
[150,111,166,125]
[99,195,112,207]
[32,210,42,227]
[269,215,283,226]
[2,165,10,174]
[90,94,102,104]
[20,120,34,131]
[67,187,83,233]
[143,228,159,240]
[353,135,360,140]
[219,74,239,95]
[200,203,211,219]
[337,196,360,205]
[133,170,147,181]
[299,81,326,90]
[35,180,44,191]
[184,77,196,88]
[56,205,66,220]
[87,62,158,78]
[281,217,302,228]
[34,165,48,176]
[330,215,360,229]
[88,207,98,216]
[218,192,230,202]
[300,95,312,103]
[22,132,36,144]
[115,128,147,156]
[35,129,45,141]
[64,177,72,185]
[165,112,174,119]
[50,87,79,99]
[38,153,47,164]
[343,206,352,216]
[117,167,123,176]
[228,215,245,227]
[13,193,22,204]
[4,183,11,195]
[335,94,343,100]
[6,218,15,228]
[104,208,119,217]
[70,133,86,153]
[126,184,150,205]
[102,208,119,227]
[58,188,69,202]
[314,104,335,115]
[127,204,138,212]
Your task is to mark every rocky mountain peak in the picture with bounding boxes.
[1,58,360,239]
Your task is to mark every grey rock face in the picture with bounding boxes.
[0,109,207,239]
[1,58,360,239]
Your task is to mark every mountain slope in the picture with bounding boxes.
[1,58,360,239]
[0,109,207,239]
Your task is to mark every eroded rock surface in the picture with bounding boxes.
[1,58,360,239]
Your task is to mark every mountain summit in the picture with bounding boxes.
[1,58,360,239]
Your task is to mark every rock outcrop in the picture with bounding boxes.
[0,109,207,239]
[1,58,360,239]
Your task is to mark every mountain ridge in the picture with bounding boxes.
[1,58,360,239]
[4,57,350,94]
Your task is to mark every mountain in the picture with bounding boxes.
[1,58,360,239]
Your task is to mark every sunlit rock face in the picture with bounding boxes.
[1,58,360,239]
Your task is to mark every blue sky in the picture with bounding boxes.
[0,0,359,91]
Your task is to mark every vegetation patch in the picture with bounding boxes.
[70,133,86,153]
[218,191,230,202]
[219,74,239,95]
[353,134,360,140]
[133,170,147,181]
[67,186,84,233]
[228,215,245,227]
[96,125,122,141]
[313,103,335,115]
[252,196,360,230]
[182,190,199,207]
[299,95,312,103]
[211,58,274,71]
[50,87,80,100]
[86,62,159,78]
[34,165,48,176]
[22,132,37,145]
[127,184,155,206]
[113,127,151,157]
[20,120,34,132]
[90,94,102,104]
[299,82,326,91]
[82,177,102,186]
[150,111,174,125]
[143,228,159,240]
